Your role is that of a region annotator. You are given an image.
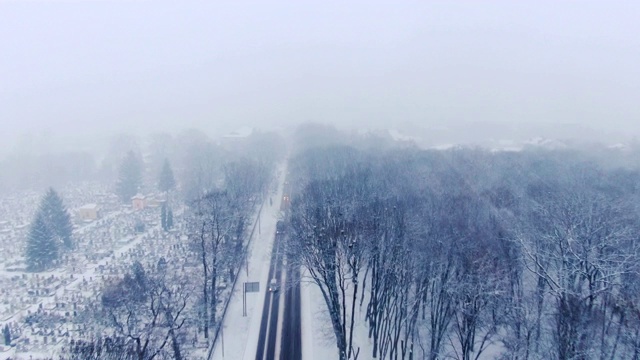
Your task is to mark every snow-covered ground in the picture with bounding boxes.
[301,278,338,360]
[209,163,287,360]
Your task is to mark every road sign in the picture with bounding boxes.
[243,282,260,317]
[245,282,260,293]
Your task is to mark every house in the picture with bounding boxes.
[77,204,100,221]
[131,194,146,210]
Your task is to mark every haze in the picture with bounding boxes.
[5,3,640,359]
[1,1,640,153]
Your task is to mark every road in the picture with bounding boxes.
[254,226,284,360]
[279,253,302,360]
[255,180,302,360]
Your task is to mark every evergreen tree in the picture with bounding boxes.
[157,256,167,273]
[40,188,73,249]
[166,208,174,229]
[161,203,167,231]
[3,324,10,346]
[158,158,176,193]
[116,151,142,203]
[25,211,59,271]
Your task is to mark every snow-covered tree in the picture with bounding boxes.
[40,187,73,249]
[25,211,59,271]
[101,261,188,360]
[517,167,638,359]
[188,190,236,340]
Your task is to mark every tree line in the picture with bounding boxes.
[288,145,640,360]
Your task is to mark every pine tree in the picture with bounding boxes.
[2,324,10,346]
[26,211,59,271]
[161,203,167,231]
[158,158,176,193]
[40,188,73,249]
[116,151,142,203]
[167,208,174,229]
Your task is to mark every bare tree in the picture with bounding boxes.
[188,190,236,340]
[518,166,638,360]
[100,262,189,360]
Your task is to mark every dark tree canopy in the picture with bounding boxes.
[158,158,176,193]
[160,203,173,231]
[3,324,10,346]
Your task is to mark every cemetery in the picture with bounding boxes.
[0,183,205,359]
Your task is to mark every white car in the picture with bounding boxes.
[269,278,279,292]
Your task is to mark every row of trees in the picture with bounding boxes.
[25,188,73,272]
[187,156,273,341]
[289,145,640,360]
[116,151,176,203]
[110,129,284,203]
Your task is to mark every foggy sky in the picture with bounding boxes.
[1,1,639,152]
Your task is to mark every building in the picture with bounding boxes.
[131,194,146,211]
[77,204,100,222]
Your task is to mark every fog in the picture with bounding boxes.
[5,3,640,359]
[2,1,640,155]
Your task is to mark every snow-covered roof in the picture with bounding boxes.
[388,129,418,142]
[608,143,628,150]
[223,126,254,138]
[430,143,461,151]
[131,194,146,200]
[524,137,568,150]
[78,203,98,210]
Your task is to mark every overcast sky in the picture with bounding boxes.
[1,1,639,151]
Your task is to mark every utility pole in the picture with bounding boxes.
[243,282,247,317]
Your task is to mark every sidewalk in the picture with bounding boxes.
[210,163,287,360]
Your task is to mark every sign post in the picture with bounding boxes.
[243,282,260,317]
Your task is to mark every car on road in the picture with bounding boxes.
[276,220,285,234]
[269,278,278,292]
